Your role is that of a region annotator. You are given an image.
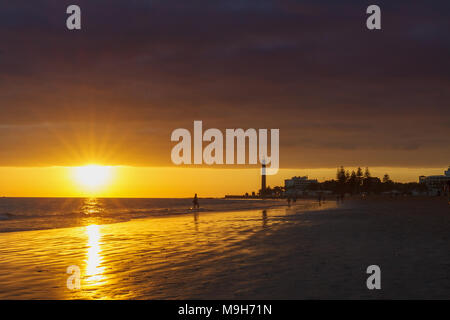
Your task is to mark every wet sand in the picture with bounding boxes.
[0,198,449,299]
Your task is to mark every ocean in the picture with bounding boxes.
[0,197,284,233]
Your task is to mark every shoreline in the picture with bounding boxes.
[0,198,290,234]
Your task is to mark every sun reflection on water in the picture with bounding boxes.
[85,224,105,284]
[82,198,102,215]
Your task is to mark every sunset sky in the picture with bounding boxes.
[1,0,449,197]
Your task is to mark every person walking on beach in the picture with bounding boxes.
[193,193,200,209]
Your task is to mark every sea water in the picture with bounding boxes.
[0,197,284,233]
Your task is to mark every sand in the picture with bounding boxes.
[0,197,449,299]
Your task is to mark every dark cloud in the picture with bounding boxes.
[0,0,449,167]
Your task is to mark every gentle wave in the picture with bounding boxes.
[0,198,286,233]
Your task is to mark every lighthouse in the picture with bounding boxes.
[261,162,267,198]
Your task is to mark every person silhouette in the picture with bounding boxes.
[193,193,200,209]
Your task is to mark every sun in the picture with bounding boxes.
[73,165,112,190]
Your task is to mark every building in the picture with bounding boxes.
[419,167,450,195]
[284,176,318,195]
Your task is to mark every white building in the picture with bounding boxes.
[284,176,318,195]
[419,167,450,195]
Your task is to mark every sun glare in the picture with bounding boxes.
[74,165,112,190]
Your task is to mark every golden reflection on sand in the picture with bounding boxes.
[0,200,342,299]
[85,224,105,284]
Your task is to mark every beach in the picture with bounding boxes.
[0,197,449,299]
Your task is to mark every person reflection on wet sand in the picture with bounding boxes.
[262,210,268,229]
[193,211,199,232]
